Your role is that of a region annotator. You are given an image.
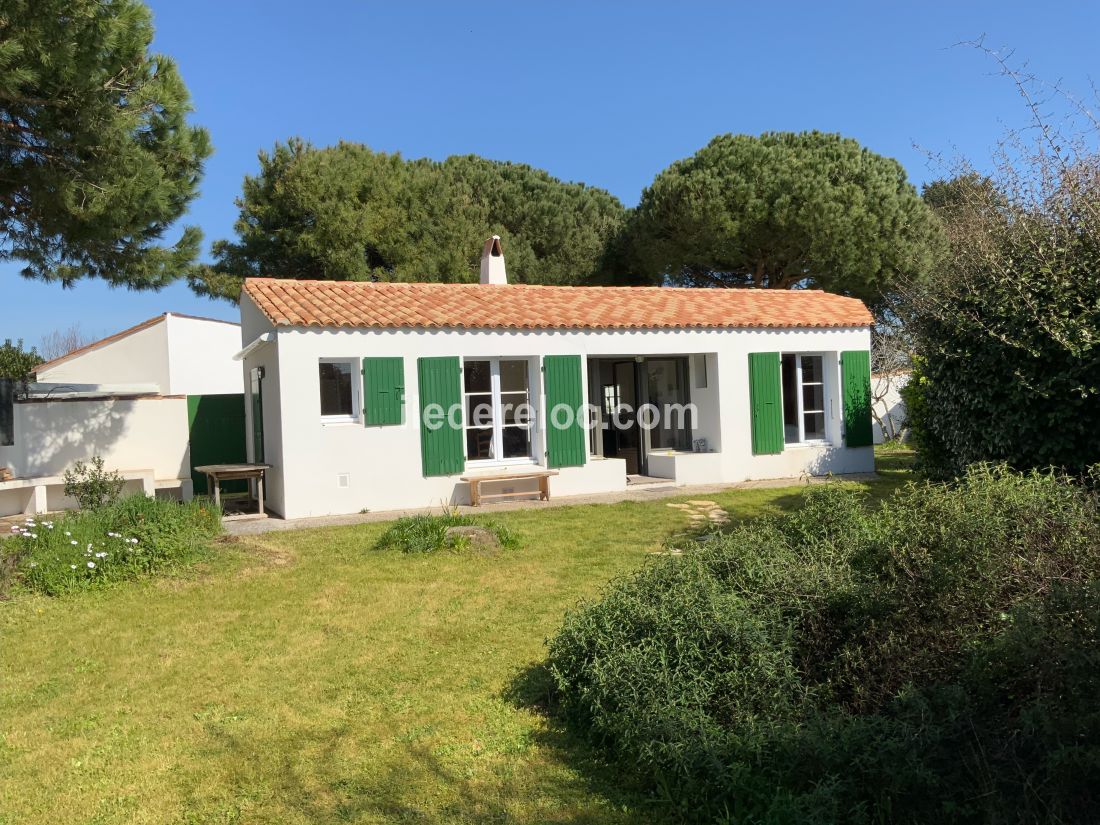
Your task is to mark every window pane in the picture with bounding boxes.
[647,358,691,451]
[804,412,825,440]
[802,383,824,413]
[466,427,494,460]
[319,361,353,417]
[782,354,799,443]
[502,426,531,458]
[463,360,491,393]
[801,355,822,383]
[501,393,531,426]
[500,360,529,393]
[465,394,494,428]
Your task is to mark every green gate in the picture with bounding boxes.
[187,394,248,495]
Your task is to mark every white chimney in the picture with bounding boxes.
[480,235,507,285]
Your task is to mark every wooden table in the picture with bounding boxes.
[194,463,272,516]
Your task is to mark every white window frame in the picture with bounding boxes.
[318,357,360,424]
[784,353,829,445]
[461,357,537,466]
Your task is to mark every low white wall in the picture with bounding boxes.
[0,395,190,484]
[646,451,724,485]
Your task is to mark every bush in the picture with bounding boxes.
[546,467,1100,822]
[374,511,519,554]
[63,455,125,510]
[4,495,222,596]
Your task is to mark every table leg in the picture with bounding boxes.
[257,473,265,516]
[211,475,221,509]
[470,480,480,506]
[540,476,550,501]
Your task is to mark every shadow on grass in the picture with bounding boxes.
[185,692,657,825]
[500,662,671,825]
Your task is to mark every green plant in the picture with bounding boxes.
[373,510,519,554]
[63,455,125,510]
[9,494,222,596]
[546,466,1100,822]
[0,338,43,392]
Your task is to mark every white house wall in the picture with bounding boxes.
[36,320,171,392]
[242,297,873,518]
[35,314,243,397]
[165,315,246,396]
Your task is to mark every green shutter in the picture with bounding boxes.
[363,356,404,425]
[748,352,784,455]
[841,350,873,447]
[543,355,587,468]
[417,356,464,477]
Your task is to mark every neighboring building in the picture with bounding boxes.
[34,312,242,395]
[872,370,910,443]
[237,239,877,519]
[0,313,245,516]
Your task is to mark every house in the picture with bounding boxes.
[0,313,245,516]
[34,312,242,395]
[237,238,876,519]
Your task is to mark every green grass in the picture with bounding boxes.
[0,449,913,824]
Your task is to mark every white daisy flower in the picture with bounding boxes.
[87,561,95,569]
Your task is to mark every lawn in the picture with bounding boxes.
[0,450,913,824]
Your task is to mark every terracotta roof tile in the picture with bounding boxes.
[242,278,873,331]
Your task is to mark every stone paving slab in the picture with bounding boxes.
[223,473,878,537]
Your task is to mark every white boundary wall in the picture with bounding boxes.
[0,396,191,517]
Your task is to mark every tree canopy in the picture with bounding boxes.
[622,132,944,303]
[0,0,211,289]
[190,140,628,301]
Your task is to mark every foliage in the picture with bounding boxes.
[0,337,42,387]
[902,56,1100,479]
[4,494,222,596]
[546,467,1100,822]
[0,0,211,289]
[38,323,96,361]
[622,131,944,303]
[63,456,125,510]
[189,139,628,300]
[373,510,519,554]
[0,461,908,823]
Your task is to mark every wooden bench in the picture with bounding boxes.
[461,469,558,506]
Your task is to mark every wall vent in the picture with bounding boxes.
[336,473,350,489]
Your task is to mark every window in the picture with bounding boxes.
[463,358,533,462]
[646,358,692,451]
[694,353,708,389]
[781,354,826,443]
[319,359,359,422]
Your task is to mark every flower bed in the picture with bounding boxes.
[4,495,222,596]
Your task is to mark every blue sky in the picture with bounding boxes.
[3,1,1097,346]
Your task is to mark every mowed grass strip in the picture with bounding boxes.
[0,450,913,824]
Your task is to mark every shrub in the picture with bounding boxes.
[63,455,125,510]
[5,495,222,596]
[374,511,519,554]
[546,467,1100,822]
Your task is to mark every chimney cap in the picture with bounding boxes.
[482,235,503,258]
